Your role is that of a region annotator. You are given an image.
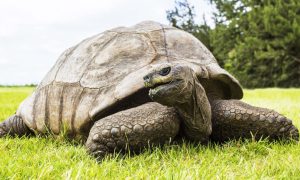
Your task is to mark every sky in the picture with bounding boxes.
[0,0,215,85]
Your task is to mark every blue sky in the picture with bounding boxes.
[0,0,214,85]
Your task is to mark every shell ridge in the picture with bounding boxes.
[58,85,65,133]
[31,88,42,130]
[159,24,169,62]
[70,87,85,133]
[53,46,78,83]
[44,86,50,131]
[79,33,119,85]
[87,88,102,121]
[141,32,158,64]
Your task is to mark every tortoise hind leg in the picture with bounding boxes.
[85,102,180,160]
[211,100,299,142]
[0,115,33,137]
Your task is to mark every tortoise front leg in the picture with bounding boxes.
[0,115,33,137]
[85,102,180,160]
[210,100,299,141]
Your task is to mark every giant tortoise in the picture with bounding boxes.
[0,21,298,159]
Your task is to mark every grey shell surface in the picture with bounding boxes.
[16,21,243,135]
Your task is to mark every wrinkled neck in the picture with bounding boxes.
[199,78,226,103]
[174,78,212,141]
[175,80,207,121]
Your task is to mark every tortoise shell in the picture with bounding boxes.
[16,21,243,136]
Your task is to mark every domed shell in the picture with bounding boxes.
[16,21,243,136]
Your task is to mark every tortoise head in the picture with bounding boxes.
[143,64,196,106]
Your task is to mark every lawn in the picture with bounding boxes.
[0,87,299,179]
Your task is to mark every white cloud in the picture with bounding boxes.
[0,0,214,85]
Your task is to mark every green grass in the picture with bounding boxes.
[0,87,299,179]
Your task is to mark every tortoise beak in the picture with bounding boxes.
[143,73,154,88]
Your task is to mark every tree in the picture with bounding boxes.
[167,0,300,88]
[166,0,212,50]
[210,0,300,87]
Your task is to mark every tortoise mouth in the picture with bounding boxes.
[146,78,183,89]
[150,81,171,89]
[149,79,183,96]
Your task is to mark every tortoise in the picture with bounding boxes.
[0,21,298,159]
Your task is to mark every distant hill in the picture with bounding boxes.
[0,84,37,87]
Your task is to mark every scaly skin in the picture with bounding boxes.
[210,100,299,141]
[0,115,32,137]
[85,102,180,159]
[145,65,212,142]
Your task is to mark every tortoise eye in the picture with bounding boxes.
[159,67,171,76]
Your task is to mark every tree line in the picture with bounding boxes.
[167,0,300,88]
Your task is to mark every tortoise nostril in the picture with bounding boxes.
[143,75,150,81]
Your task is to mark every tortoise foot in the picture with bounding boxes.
[85,102,180,160]
[0,115,32,137]
[211,100,299,141]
